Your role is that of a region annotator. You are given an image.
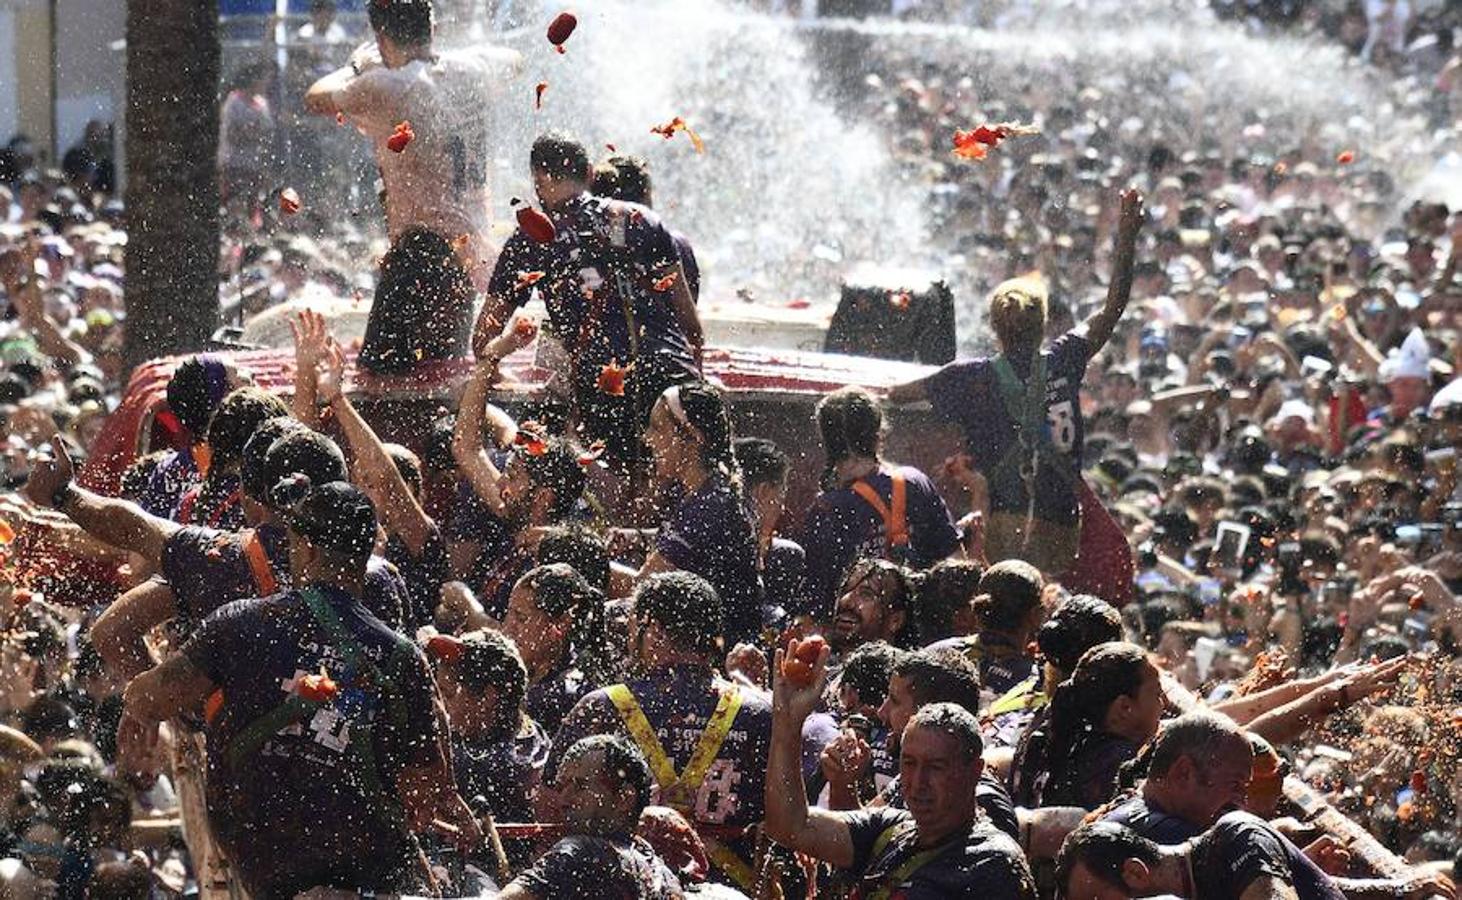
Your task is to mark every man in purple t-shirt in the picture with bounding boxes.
[118,482,480,898]
[472,132,704,466]
[888,189,1144,575]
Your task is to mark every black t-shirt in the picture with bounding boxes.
[843,807,1036,900]
[161,522,408,632]
[1191,812,1345,900]
[183,584,444,897]
[1102,795,1201,843]
[452,716,550,825]
[511,834,682,900]
[489,192,696,374]
[879,770,1020,843]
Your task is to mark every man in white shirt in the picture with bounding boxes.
[305,0,520,369]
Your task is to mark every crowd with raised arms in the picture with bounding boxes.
[0,0,1459,897]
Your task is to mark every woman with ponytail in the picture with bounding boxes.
[795,386,960,617]
[609,381,762,648]
[888,189,1144,575]
[503,563,619,735]
[1009,641,1163,811]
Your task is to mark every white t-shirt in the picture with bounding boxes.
[331,45,522,287]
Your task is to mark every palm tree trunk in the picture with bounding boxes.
[123,0,221,372]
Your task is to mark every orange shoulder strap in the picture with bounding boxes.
[851,474,910,550]
[242,531,278,596]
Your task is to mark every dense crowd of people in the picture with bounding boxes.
[0,0,1460,897]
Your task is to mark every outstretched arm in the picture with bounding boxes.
[453,319,538,517]
[22,437,179,562]
[90,580,179,680]
[1082,188,1144,354]
[317,339,437,556]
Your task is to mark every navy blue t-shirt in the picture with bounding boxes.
[655,476,763,646]
[546,665,777,888]
[1191,812,1345,900]
[796,466,959,615]
[138,447,200,519]
[1102,794,1203,842]
[183,585,444,897]
[160,523,408,632]
[923,331,1093,524]
[489,193,696,375]
[843,807,1035,899]
[452,717,550,827]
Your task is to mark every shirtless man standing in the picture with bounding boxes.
[305,0,520,371]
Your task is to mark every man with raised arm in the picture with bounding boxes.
[765,642,1035,899]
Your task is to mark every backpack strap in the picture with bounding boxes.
[850,473,910,552]
[242,530,278,597]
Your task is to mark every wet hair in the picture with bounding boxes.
[560,734,654,817]
[973,560,1045,634]
[633,571,723,657]
[452,629,528,740]
[279,481,378,565]
[989,276,1048,354]
[87,859,151,900]
[205,387,290,471]
[535,524,610,592]
[240,416,308,501]
[383,442,423,498]
[839,558,917,646]
[1038,594,1124,674]
[671,381,740,485]
[734,437,790,491]
[893,648,982,715]
[838,641,901,709]
[520,563,614,684]
[21,695,78,743]
[258,430,348,507]
[368,0,433,46]
[1146,711,1250,780]
[520,436,588,520]
[423,415,458,473]
[915,559,983,643]
[1055,821,1160,898]
[906,702,983,762]
[590,155,653,206]
[1045,643,1152,780]
[815,387,882,485]
[531,131,591,182]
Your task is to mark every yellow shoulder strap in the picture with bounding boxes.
[680,686,743,790]
[606,683,678,789]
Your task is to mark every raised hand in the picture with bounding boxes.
[317,337,347,405]
[21,434,75,510]
[1116,187,1145,241]
[771,641,829,726]
[290,309,330,375]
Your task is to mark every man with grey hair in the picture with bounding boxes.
[766,639,1035,899]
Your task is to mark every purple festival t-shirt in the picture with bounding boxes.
[183,585,443,896]
[795,466,959,616]
[161,523,408,632]
[923,330,1094,525]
